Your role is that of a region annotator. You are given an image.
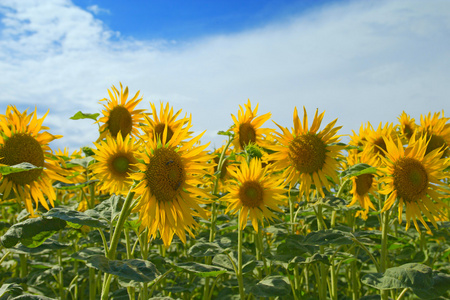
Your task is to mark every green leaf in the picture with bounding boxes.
[10,240,70,255]
[0,163,43,175]
[414,272,450,299]
[341,163,377,178]
[0,221,11,230]
[53,179,98,191]
[0,283,23,298]
[85,194,124,224]
[87,255,160,282]
[71,247,105,261]
[362,263,438,298]
[43,207,108,228]
[67,157,95,168]
[250,276,291,297]
[217,131,234,137]
[174,262,227,278]
[70,111,100,121]
[303,229,354,246]
[212,252,258,274]
[11,294,57,299]
[0,217,67,248]
[188,242,225,257]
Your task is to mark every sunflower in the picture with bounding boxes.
[91,131,140,195]
[222,158,285,231]
[269,107,344,198]
[360,122,396,166]
[397,111,416,142]
[0,106,68,216]
[417,111,449,157]
[97,83,145,141]
[229,99,273,151]
[130,116,214,247]
[346,149,379,219]
[141,102,190,143]
[349,123,369,150]
[379,135,450,232]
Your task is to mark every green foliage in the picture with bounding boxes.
[0,163,42,176]
[0,217,66,248]
[70,111,100,121]
[43,207,108,228]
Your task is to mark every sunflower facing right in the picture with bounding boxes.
[379,135,450,232]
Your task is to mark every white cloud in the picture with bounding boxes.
[0,0,449,151]
[87,4,110,15]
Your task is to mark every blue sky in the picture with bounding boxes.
[72,0,339,40]
[0,0,449,151]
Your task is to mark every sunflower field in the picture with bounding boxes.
[1,83,450,300]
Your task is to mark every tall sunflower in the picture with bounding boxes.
[397,111,416,142]
[222,158,285,231]
[360,122,396,166]
[346,149,379,219]
[92,131,140,195]
[97,83,146,141]
[141,102,190,143]
[418,111,449,157]
[130,117,214,247]
[229,99,273,151]
[379,135,450,232]
[269,107,343,198]
[0,106,68,216]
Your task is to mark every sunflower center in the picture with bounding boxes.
[355,174,373,196]
[373,138,387,156]
[110,155,132,176]
[154,123,174,142]
[426,134,446,156]
[288,133,327,174]
[0,133,44,185]
[402,124,413,140]
[239,181,264,208]
[107,106,132,137]
[393,157,428,202]
[239,122,256,148]
[145,147,185,203]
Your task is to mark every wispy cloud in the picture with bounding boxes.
[0,0,449,151]
[86,4,110,15]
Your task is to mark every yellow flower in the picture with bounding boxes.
[346,149,379,219]
[97,83,145,141]
[269,107,343,198]
[397,111,416,141]
[379,135,450,232]
[418,111,449,157]
[0,106,68,216]
[349,123,369,150]
[222,158,285,231]
[229,99,272,150]
[130,115,214,247]
[92,132,139,195]
[141,102,190,143]
[360,122,396,166]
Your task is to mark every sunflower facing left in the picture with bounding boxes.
[0,106,68,216]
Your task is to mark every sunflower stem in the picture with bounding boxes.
[100,186,136,299]
[380,205,391,300]
[237,209,246,299]
[316,204,328,300]
[289,192,296,234]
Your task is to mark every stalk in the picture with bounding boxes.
[380,206,391,300]
[316,204,328,300]
[100,186,136,300]
[237,209,246,299]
